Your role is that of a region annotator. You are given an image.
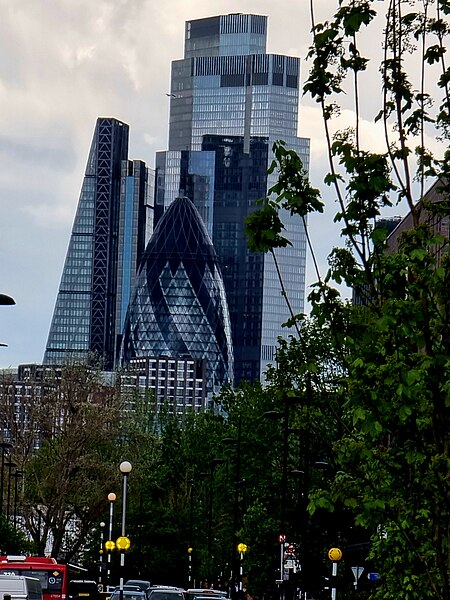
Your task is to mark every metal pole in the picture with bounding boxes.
[207,459,225,583]
[233,416,242,598]
[281,400,289,533]
[107,494,116,592]
[331,562,337,600]
[13,471,22,528]
[0,443,12,516]
[280,542,285,600]
[13,473,18,527]
[99,523,105,586]
[239,552,243,595]
[280,401,289,600]
[6,461,16,519]
[0,446,5,515]
[188,550,192,587]
[119,473,128,600]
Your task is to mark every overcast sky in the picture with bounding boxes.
[0,0,438,369]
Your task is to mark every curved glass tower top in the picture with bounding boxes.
[121,197,233,394]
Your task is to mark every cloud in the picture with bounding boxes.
[0,0,443,368]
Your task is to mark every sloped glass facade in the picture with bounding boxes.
[44,119,154,369]
[121,197,233,394]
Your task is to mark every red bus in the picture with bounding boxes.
[0,556,68,600]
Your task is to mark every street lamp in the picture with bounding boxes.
[106,492,117,591]
[188,479,194,587]
[0,442,13,515]
[12,470,23,528]
[207,458,226,561]
[222,415,243,599]
[187,546,193,587]
[0,293,16,347]
[263,396,301,600]
[99,521,105,586]
[200,458,226,584]
[4,460,17,519]
[118,461,132,600]
[0,294,15,305]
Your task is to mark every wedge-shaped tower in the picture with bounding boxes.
[121,196,233,396]
[44,118,153,368]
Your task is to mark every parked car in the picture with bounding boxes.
[0,575,43,600]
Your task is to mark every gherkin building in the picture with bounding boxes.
[121,196,233,394]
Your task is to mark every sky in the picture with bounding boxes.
[0,0,438,369]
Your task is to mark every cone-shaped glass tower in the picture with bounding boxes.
[121,197,233,394]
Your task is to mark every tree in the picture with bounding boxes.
[19,362,125,560]
[246,1,450,598]
[0,513,34,555]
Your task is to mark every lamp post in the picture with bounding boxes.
[0,294,15,305]
[222,413,242,599]
[99,521,105,586]
[188,479,194,587]
[263,396,301,600]
[0,442,12,515]
[0,293,16,347]
[5,460,16,520]
[118,461,132,600]
[187,546,193,588]
[106,492,116,591]
[200,458,226,585]
[12,470,23,528]
[207,458,226,561]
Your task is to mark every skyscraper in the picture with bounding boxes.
[44,118,154,369]
[157,13,310,383]
[121,196,233,399]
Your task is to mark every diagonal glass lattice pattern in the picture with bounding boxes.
[121,197,233,394]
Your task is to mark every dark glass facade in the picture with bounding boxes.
[157,13,310,383]
[44,118,154,369]
[121,197,233,395]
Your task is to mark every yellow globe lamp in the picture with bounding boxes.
[116,536,131,551]
[105,540,116,551]
[328,547,343,561]
[237,543,248,554]
[187,547,193,554]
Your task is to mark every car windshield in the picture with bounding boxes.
[186,592,226,596]
[126,582,151,591]
[110,592,146,600]
[192,596,228,600]
[149,593,184,600]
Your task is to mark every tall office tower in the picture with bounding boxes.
[157,13,310,383]
[121,196,233,399]
[44,118,154,369]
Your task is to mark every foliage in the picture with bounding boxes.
[0,513,34,555]
[19,362,126,560]
[245,1,450,599]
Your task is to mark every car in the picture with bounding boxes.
[0,575,43,600]
[185,589,228,600]
[68,580,99,600]
[125,582,152,594]
[109,589,147,600]
[148,587,185,600]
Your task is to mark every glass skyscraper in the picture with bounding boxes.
[120,196,233,396]
[44,118,154,369]
[157,13,310,383]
